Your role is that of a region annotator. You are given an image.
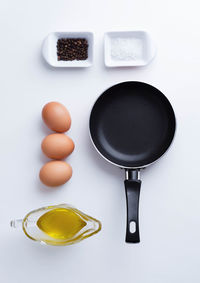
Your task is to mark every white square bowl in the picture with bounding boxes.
[42,32,94,67]
[104,31,156,67]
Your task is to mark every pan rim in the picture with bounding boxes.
[89,81,176,169]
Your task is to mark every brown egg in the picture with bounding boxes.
[42,102,71,133]
[41,134,75,159]
[39,161,72,187]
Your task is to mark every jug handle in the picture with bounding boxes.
[10,219,23,229]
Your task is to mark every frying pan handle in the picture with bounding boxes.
[124,178,141,243]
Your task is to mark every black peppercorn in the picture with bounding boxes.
[57,38,88,61]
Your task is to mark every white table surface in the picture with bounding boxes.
[1,0,200,282]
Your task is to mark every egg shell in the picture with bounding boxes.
[39,161,72,187]
[41,134,75,160]
[42,102,71,133]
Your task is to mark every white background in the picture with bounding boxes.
[0,0,200,282]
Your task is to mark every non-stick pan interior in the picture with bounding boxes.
[89,82,176,168]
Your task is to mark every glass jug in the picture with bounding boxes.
[11,204,101,246]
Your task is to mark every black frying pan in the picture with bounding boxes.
[89,81,176,243]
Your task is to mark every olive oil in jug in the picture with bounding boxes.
[11,204,101,246]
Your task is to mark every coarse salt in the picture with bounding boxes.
[111,37,143,61]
